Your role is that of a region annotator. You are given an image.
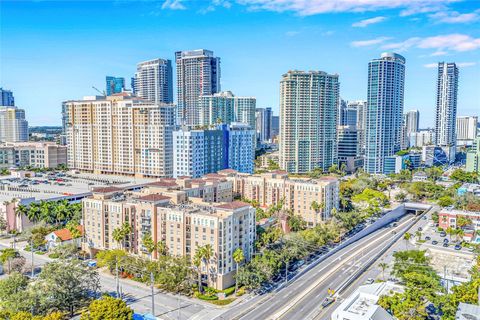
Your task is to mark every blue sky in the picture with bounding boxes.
[1,0,479,127]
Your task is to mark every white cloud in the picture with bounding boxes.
[351,37,391,47]
[457,62,477,67]
[430,50,448,56]
[236,0,457,16]
[381,34,480,53]
[424,62,477,68]
[285,31,300,37]
[429,9,480,23]
[161,0,186,10]
[352,16,386,27]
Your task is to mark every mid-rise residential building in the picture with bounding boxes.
[0,142,67,169]
[198,91,256,129]
[105,76,125,96]
[456,116,478,146]
[279,70,339,173]
[337,125,363,173]
[438,209,480,242]
[466,137,480,174]
[134,58,173,104]
[173,127,227,178]
[173,123,255,178]
[409,129,434,148]
[365,53,405,174]
[255,107,272,144]
[62,94,176,178]
[82,187,255,289]
[435,62,459,163]
[0,107,29,143]
[384,152,421,174]
[219,170,339,226]
[0,88,15,106]
[176,49,221,125]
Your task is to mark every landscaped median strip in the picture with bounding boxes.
[268,217,415,320]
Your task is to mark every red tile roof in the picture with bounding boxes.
[53,226,84,241]
[215,201,250,210]
[147,181,178,188]
[92,186,123,193]
[218,169,237,174]
[136,194,171,202]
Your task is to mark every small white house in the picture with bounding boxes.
[45,226,83,250]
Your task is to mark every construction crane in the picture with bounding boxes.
[92,86,106,96]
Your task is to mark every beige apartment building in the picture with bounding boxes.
[219,170,339,226]
[62,94,176,178]
[0,142,67,169]
[82,185,254,289]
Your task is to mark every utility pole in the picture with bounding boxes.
[116,257,120,298]
[150,271,155,316]
[30,238,34,278]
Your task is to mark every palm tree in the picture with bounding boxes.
[112,227,124,250]
[193,251,203,293]
[0,248,17,273]
[455,229,464,242]
[379,262,388,281]
[233,248,245,293]
[201,244,214,287]
[142,234,157,260]
[415,230,422,242]
[403,232,411,250]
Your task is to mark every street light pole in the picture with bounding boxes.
[115,257,120,298]
[150,271,155,316]
[30,238,34,278]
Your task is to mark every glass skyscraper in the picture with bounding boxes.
[364,52,405,174]
[105,76,125,96]
[134,58,173,104]
[0,88,15,106]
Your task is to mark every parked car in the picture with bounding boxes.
[432,240,438,245]
[443,243,449,247]
[418,227,423,231]
[321,296,335,308]
[365,278,374,285]
[440,232,447,237]
[443,239,449,243]
[454,244,462,250]
[425,236,431,241]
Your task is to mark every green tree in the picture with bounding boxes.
[0,248,19,273]
[201,244,214,286]
[394,192,407,202]
[37,259,100,317]
[287,213,307,232]
[437,195,454,207]
[415,230,422,242]
[403,232,411,250]
[233,248,245,293]
[96,249,127,273]
[0,272,30,313]
[193,251,203,293]
[81,295,133,320]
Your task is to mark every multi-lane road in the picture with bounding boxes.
[214,211,423,320]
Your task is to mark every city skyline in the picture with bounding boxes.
[1,0,479,126]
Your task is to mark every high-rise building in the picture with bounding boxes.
[173,123,255,178]
[105,76,125,96]
[176,49,221,125]
[337,125,363,173]
[364,53,405,174]
[466,137,480,173]
[0,142,67,169]
[346,100,367,155]
[456,116,478,146]
[134,58,173,104]
[434,62,459,163]
[255,107,272,144]
[63,95,176,177]
[0,88,15,106]
[271,116,280,138]
[339,100,358,127]
[198,91,256,129]
[405,110,420,133]
[279,70,339,173]
[0,107,29,143]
